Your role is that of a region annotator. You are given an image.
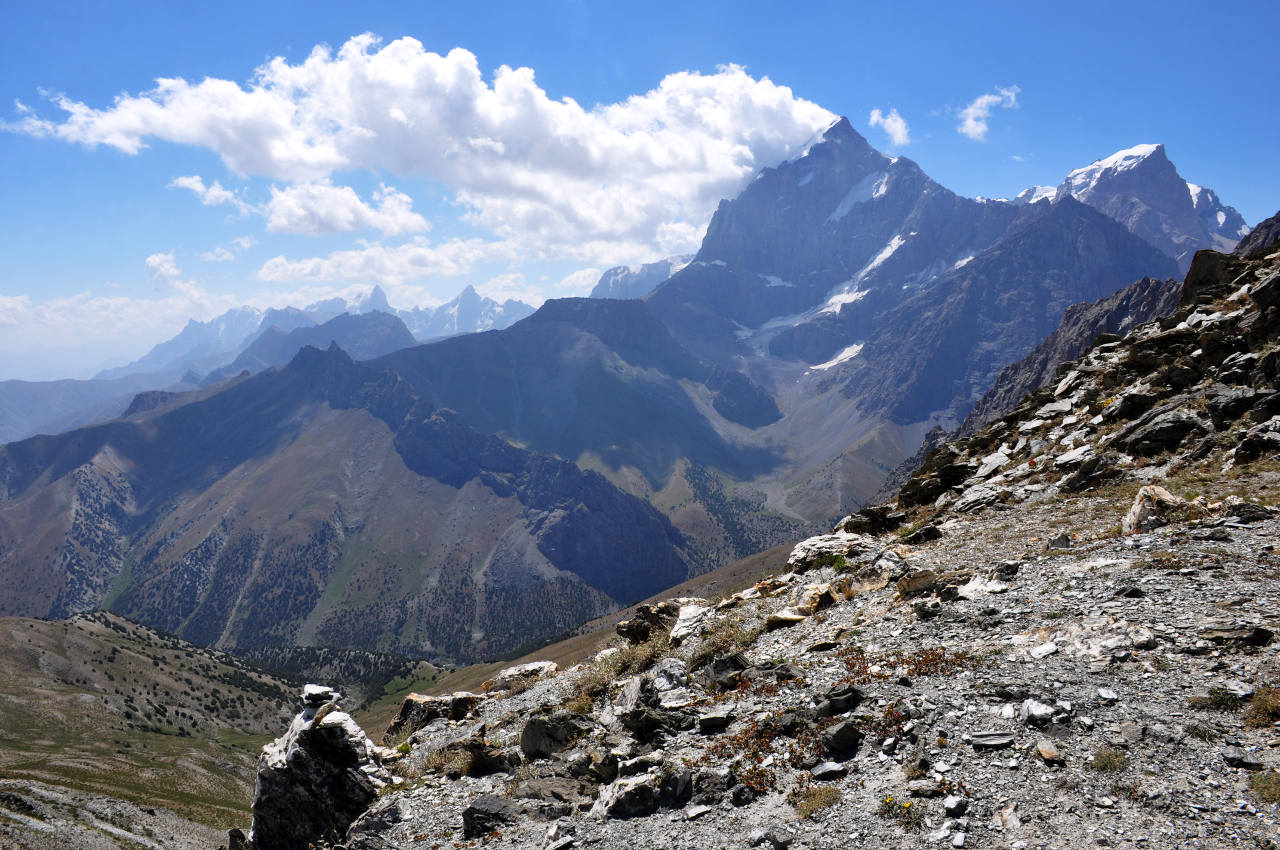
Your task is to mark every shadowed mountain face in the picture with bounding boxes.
[376,298,782,486]
[0,345,692,663]
[958,274,1183,436]
[832,197,1180,425]
[373,298,806,566]
[647,118,1021,360]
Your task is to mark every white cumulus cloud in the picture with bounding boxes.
[265,181,429,236]
[145,251,182,280]
[11,35,834,267]
[957,86,1020,141]
[868,108,910,146]
[554,267,604,294]
[167,175,256,215]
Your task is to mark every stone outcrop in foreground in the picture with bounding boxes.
[231,684,394,850]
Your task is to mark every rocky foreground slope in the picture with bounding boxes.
[227,225,1280,849]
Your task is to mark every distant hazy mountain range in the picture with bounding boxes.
[589,256,693,299]
[0,117,1252,664]
[0,284,535,445]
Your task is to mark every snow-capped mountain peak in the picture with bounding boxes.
[1060,143,1165,197]
[1019,143,1253,271]
[1011,185,1058,205]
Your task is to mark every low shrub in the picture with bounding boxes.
[875,796,924,829]
[1088,748,1128,772]
[1251,770,1280,803]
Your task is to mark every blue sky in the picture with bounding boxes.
[1,0,1277,379]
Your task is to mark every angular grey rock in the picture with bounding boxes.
[1019,699,1057,727]
[1028,641,1059,660]
[488,660,558,692]
[383,691,482,743]
[596,773,662,819]
[1122,485,1185,535]
[907,779,944,797]
[462,795,517,838]
[247,686,391,850]
[697,707,735,734]
[1222,746,1264,771]
[810,761,848,780]
[816,682,864,717]
[668,605,711,646]
[823,720,865,758]
[943,794,968,817]
[521,711,598,759]
[971,730,1017,750]
[902,523,942,544]
[1115,409,1210,456]
[785,531,875,571]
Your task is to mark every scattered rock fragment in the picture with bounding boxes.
[1122,485,1185,534]
[1028,641,1059,660]
[971,730,1016,750]
[1035,739,1065,764]
[462,795,517,838]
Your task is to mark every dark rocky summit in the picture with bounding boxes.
[1235,208,1280,259]
[227,215,1280,850]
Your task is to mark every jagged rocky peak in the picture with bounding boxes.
[1059,143,1171,197]
[354,284,393,314]
[694,115,894,273]
[1012,185,1058,205]
[1047,143,1250,271]
[1189,182,1251,246]
[398,283,535,339]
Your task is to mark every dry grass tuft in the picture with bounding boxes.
[687,616,762,671]
[1245,687,1280,728]
[1251,770,1280,803]
[791,785,841,819]
[1088,747,1129,772]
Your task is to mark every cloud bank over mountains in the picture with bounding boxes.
[14,34,834,270]
[3,35,838,376]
